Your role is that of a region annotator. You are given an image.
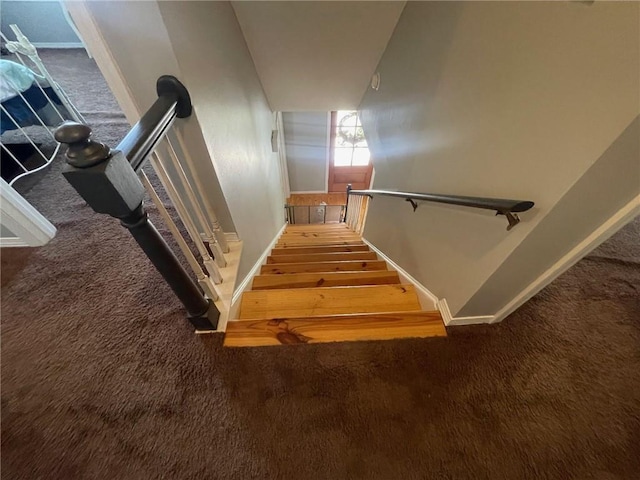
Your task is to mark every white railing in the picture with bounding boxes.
[1,25,83,186]
[150,145,223,289]
[345,192,369,234]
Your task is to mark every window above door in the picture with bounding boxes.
[332,111,370,166]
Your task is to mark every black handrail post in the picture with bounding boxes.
[343,183,352,223]
[55,121,219,331]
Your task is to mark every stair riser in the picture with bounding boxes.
[266,252,377,264]
[226,224,447,348]
[261,260,388,275]
[252,271,400,290]
[270,245,369,255]
[280,231,360,236]
[276,240,365,247]
[275,242,365,248]
[285,225,351,231]
[225,311,446,347]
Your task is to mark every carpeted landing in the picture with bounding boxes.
[1,49,639,480]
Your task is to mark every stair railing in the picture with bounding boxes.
[343,184,369,234]
[285,204,346,225]
[54,75,225,331]
[344,184,534,231]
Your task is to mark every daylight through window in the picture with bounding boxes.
[333,111,370,167]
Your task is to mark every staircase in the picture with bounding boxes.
[224,224,446,346]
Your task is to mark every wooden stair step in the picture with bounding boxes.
[283,228,353,235]
[276,241,365,248]
[278,239,363,245]
[285,224,351,231]
[279,235,361,241]
[270,244,370,255]
[276,239,364,247]
[239,284,421,319]
[252,270,400,290]
[267,251,377,264]
[224,311,446,347]
[281,230,360,236]
[261,260,387,275]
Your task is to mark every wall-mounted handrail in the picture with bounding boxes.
[346,186,534,230]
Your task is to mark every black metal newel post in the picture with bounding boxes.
[54,80,219,331]
[343,183,352,223]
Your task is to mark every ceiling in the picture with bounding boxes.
[232,1,406,112]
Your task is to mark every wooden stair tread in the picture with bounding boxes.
[261,260,387,275]
[252,270,400,290]
[224,311,446,347]
[281,229,358,234]
[266,251,377,264]
[270,244,370,255]
[224,223,447,347]
[278,233,361,242]
[278,237,362,244]
[276,239,365,247]
[280,230,360,238]
[285,223,350,229]
[239,284,421,319]
[275,242,365,249]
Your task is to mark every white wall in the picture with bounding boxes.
[78,0,235,236]
[359,2,639,316]
[76,1,285,285]
[232,1,406,111]
[283,112,328,193]
[157,1,285,283]
[1,224,17,238]
[2,0,81,46]
[459,116,639,316]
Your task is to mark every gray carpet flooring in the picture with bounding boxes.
[1,49,639,480]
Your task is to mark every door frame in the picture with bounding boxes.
[0,179,56,247]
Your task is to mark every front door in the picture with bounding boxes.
[327,111,373,192]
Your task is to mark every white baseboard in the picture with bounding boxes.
[0,237,28,247]
[289,190,327,194]
[437,298,494,326]
[492,194,640,323]
[362,195,638,326]
[224,232,240,243]
[199,231,240,244]
[226,223,287,327]
[33,43,84,49]
[361,237,439,310]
